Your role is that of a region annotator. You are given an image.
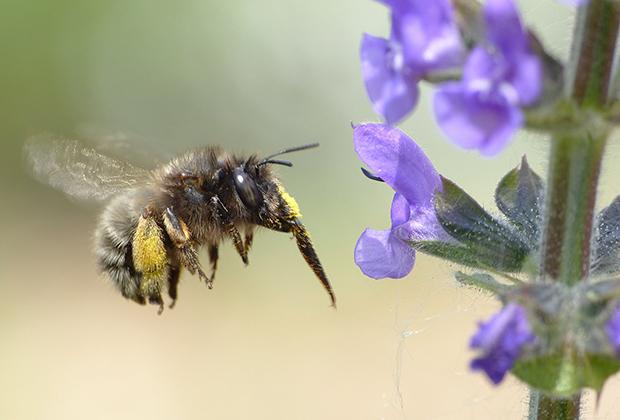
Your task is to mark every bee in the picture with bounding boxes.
[25,136,336,313]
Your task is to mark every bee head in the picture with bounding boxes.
[232,143,319,215]
[164,144,319,225]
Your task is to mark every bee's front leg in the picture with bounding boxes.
[209,196,249,265]
[244,229,254,255]
[162,207,212,288]
[228,225,249,265]
[258,187,337,308]
[208,244,219,282]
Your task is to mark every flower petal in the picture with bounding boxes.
[393,1,465,71]
[507,52,542,106]
[360,33,420,125]
[470,303,535,384]
[354,228,415,279]
[557,0,588,6]
[463,47,503,85]
[463,44,541,108]
[390,193,410,227]
[353,123,441,207]
[433,82,523,156]
[395,206,450,242]
[606,305,620,356]
[484,0,528,54]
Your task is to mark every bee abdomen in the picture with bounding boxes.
[94,193,144,304]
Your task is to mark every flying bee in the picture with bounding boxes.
[25,136,336,313]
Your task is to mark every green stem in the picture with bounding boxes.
[540,133,606,284]
[570,0,620,107]
[529,0,619,418]
[529,392,581,420]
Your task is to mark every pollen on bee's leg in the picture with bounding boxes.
[141,279,165,314]
[277,185,302,220]
[133,214,169,313]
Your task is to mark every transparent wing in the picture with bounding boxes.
[75,124,171,168]
[24,134,151,202]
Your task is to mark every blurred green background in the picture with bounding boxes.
[2,0,620,419]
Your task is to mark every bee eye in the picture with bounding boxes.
[233,168,261,209]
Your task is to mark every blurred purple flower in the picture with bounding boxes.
[605,305,620,356]
[470,303,535,384]
[558,0,588,5]
[360,0,464,125]
[360,34,420,126]
[433,0,542,156]
[387,0,465,72]
[353,123,447,279]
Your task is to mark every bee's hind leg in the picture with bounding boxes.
[162,207,211,288]
[149,294,165,315]
[132,209,169,314]
[167,265,181,309]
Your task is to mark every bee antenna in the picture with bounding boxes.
[258,159,294,168]
[258,142,319,166]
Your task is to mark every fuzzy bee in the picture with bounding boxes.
[25,136,336,313]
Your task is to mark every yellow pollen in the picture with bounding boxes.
[278,185,302,219]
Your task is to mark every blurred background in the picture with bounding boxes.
[2,0,620,418]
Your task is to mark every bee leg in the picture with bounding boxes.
[209,195,248,266]
[260,216,336,308]
[167,265,181,309]
[244,229,254,255]
[228,225,249,266]
[162,207,212,288]
[183,247,212,289]
[149,294,165,315]
[208,244,219,282]
[133,210,169,314]
[290,222,336,308]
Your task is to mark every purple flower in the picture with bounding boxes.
[360,34,420,126]
[433,0,542,156]
[353,123,446,279]
[470,303,535,384]
[605,305,620,356]
[387,0,465,72]
[360,0,464,125]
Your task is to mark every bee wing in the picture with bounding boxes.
[75,124,171,168]
[24,134,151,202]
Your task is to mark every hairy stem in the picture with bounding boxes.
[570,0,620,106]
[529,392,581,420]
[541,134,606,283]
[529,0,619,418]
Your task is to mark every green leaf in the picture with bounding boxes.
[592,196,620,275]
[433,177,530,272]
[454,272,509,295]
[411,240,525,272]
[512,351,620,397]
[495,156,544,244]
